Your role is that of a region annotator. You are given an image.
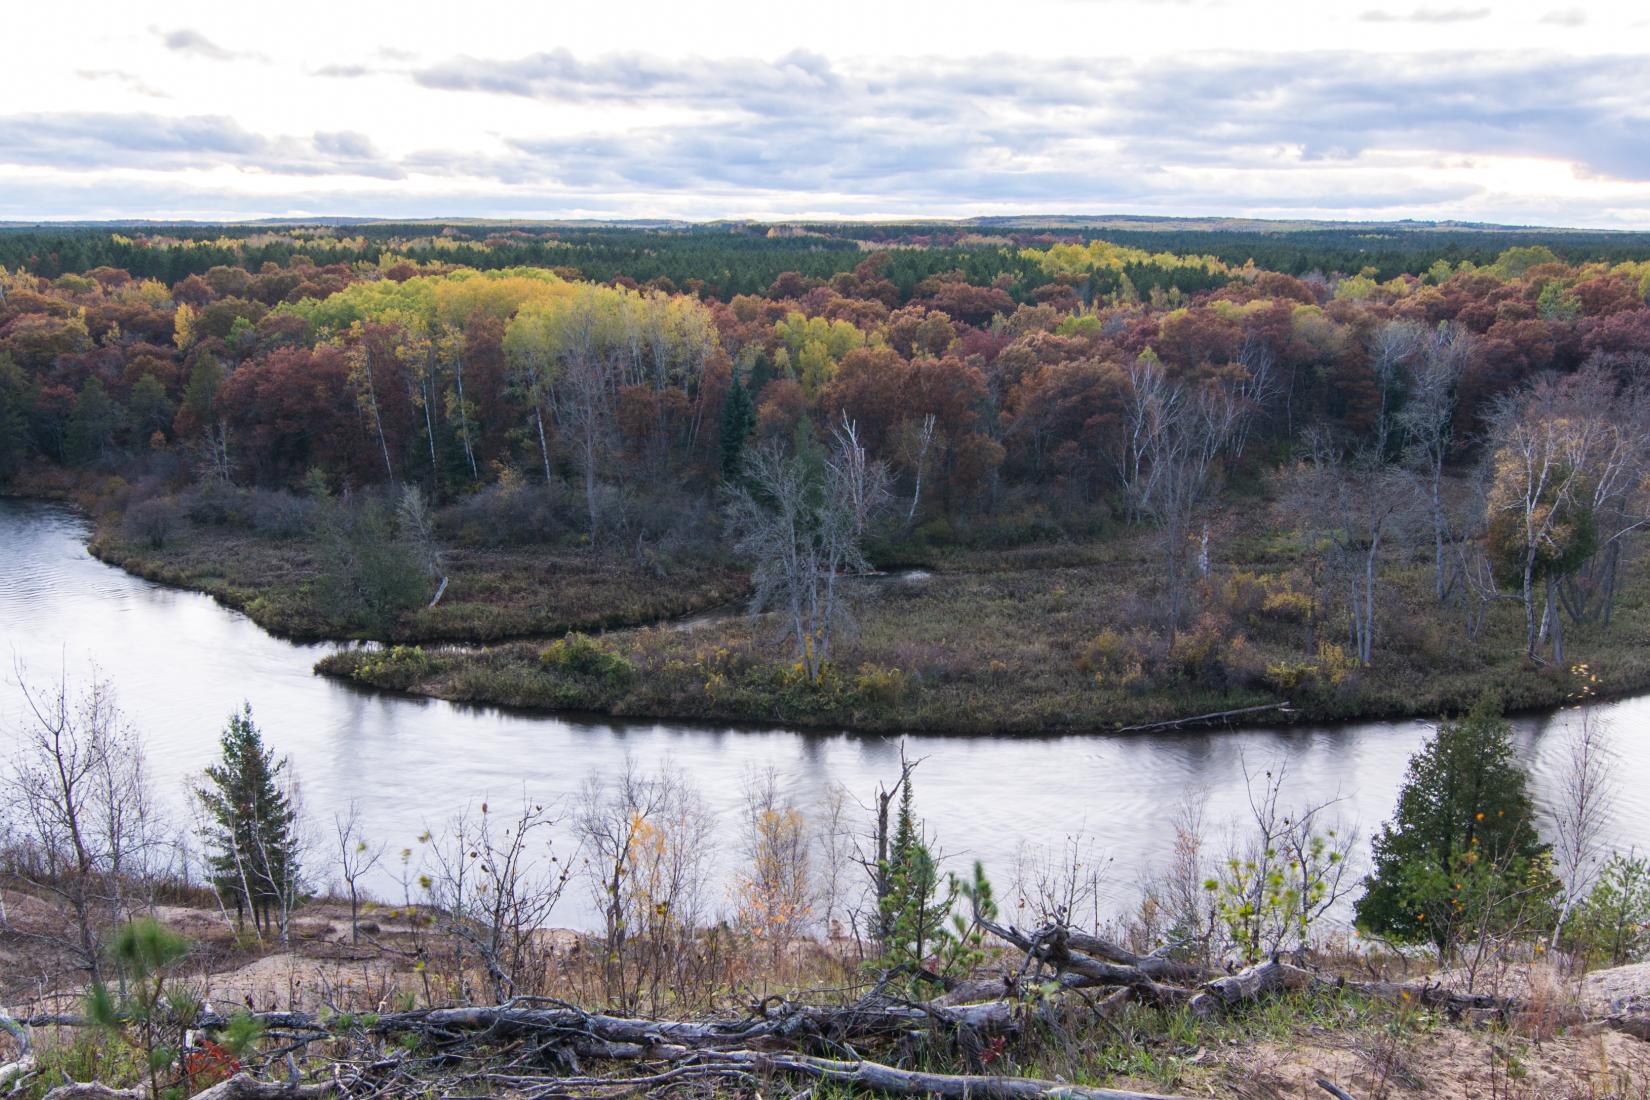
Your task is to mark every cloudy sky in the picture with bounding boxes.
[5,0,1649,226]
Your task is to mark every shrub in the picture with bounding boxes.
[247,488,315,538]
[1167,613,1263,691]
[350,646,433,691]
[540,632,634,688]
[853,664,909,710]
[1077,627,1151,691]
[122,497,183,549]
[1263,643,1359,694]
[1211,569,1312,625]
[179,481,243,526]
[1573,850,1650,965]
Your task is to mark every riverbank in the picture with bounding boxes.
[316,537,1650,735]
[20,474,1650,735]
[88,525,749,644]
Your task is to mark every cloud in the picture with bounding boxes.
[1357,7,1490,22]
[313,130,379,159]
[313,63,372,78]
[404,49,1650,187]
[10,46,1650,226]
[0,113,404,179]
[155,27,265,63]
[1539,7,1587,26]
[76,69,168,98]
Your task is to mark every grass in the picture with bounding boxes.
[318,521,1650,734]
[90,524,749,644]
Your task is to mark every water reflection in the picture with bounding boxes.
[2,497,1644,929]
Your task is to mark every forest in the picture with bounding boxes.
[6,218,1650,1093]
[5,222,1650,732]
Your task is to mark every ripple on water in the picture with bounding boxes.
[3,496,1648,929]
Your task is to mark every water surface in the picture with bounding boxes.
[2,497,1644,929]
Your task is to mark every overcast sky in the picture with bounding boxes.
[5,0,1648,226]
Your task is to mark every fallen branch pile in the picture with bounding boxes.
[7,919,1647,1099]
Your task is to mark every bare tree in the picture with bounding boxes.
[332,800,385,945]
[813,781,856,942]
[1368,319,1427,459]
[899,413,938,529]
[421,795,572,1002]
[1122,355,1256,632]
[733,767,814,958]
[1487,363,1649,662]
[726,414,891,682]
[575,757,713,1013]
[1397,322,1471,600]
[1549,704,1617,949]
[1012,830,1113,931]
[1286,435,1412,665]
[395,484,448,607]
[3,667,161,984]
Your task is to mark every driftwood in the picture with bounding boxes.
[1114,701,1293,734]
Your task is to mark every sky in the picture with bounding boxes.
[4,0,1649,226]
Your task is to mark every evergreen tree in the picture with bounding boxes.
[195,704,302,935]
[1355,698,1554,957]
[125,373,174,447]
[872,772,969,992]
[65,376,118,467]
[179,352,223,435]
[718,372,755,483]
[0,355,28,480]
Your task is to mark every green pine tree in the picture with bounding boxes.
[719,372,755,483]
[195,704,302,937]
[872,772,975,993]
[1355,698,1555,958]
[0,354,28,481]
[179,352,224,434]
[65,376,118,467]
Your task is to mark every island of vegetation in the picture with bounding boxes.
[4,219,1650,732]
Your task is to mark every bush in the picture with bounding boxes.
[1211,569,1311,625]
[179,481,243,526]
[1077,627,1151,691]
[1166,613,1263,691]
[122,497,183,549]
[1263,643,1359,694]
[248,488,315,538]
[350,646,434,691]
[1574,850,1650,966]
[853,663,909,710]
[539,633,634,689]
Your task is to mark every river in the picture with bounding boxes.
[2,496,1645,930]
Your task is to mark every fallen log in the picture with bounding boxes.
[691,1048,1193,1100]
[43,1076,333,1100]
[0,1011,36,1091]
[975,917,1194,1007]
[1115,701,1292,734]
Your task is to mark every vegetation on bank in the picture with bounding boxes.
[317,505,1650,734]
[4,663,1649,1098]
